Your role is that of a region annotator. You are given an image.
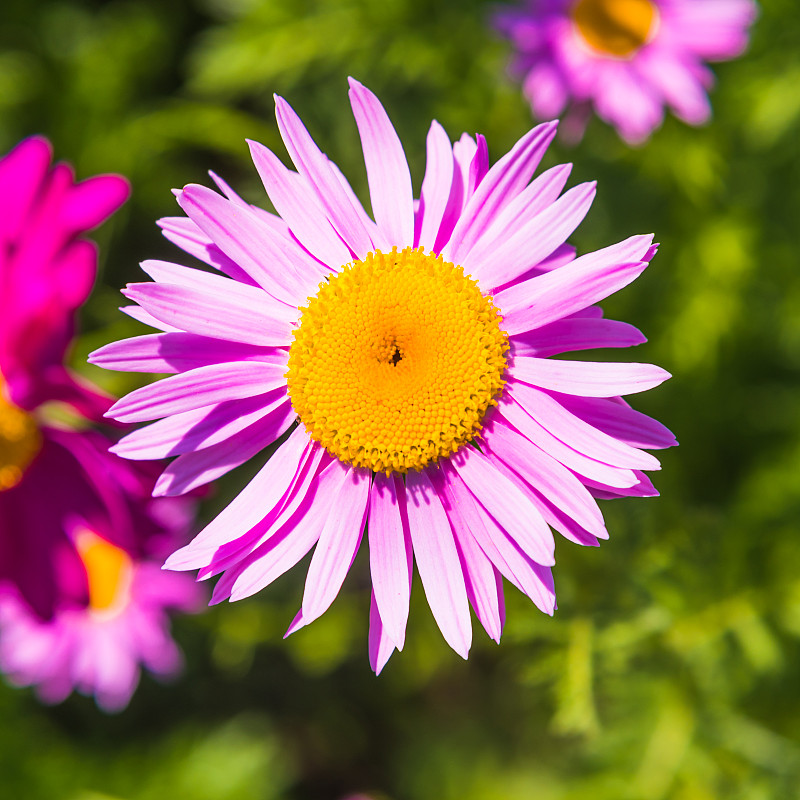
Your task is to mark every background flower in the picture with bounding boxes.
[494,0,758,143]
[0,136,202,711]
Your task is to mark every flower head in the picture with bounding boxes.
[95,80,676,671]
[0,526,202,712]
[494,0,758,143]
[0,137,203,707]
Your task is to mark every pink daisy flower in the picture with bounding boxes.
[0,527,202,712]
[0,135,130,617]
[94,79,676,673]
[493,0,758,143]
[0,136,203,708]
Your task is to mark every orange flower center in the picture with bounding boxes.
[572,0,658,58]
[0,379,42,491]
[75,530,134,614]
[287,247,509,474]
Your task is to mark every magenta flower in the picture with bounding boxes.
[95,80,675,672]
[0,528,202,712]
[0,136,203,708]
[494,0,758,143]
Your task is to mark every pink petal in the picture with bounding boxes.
[405,470,472,658]
[443,121,558,264]
[440,463,556,614]
[369,592,396,674]
[483,415,607,538]
[247,139,353,268]
[506,381,660,470]
[348,78,414,247]
[158,216,259,286]
[164,426,311,570]
[467,182,597,291]
[510,318,646,358]
[463,163,573,267]
[153,403,296,496]
[89,333,282,374]
[556,395,678,450]
[178,184,314,305]
[107,361,287,423]
[511,356,671,397]
[111,391,289,460]
[223,457,350,602]
[301,464,371,624]
[122,282,293,347]
[274,94,373,258]
[450,446,555,566]
[495,234,655,333]
[368,472,412,650]
[416,121,456,251]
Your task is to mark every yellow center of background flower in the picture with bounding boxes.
[572,0,658,58]
[75,530,134,614]
[287,247,509,474]
[0,380,42,491]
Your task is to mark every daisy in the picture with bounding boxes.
[0,526,202,712]
[95,79,676,672]
[0,136,202,707]
[0,135,129,616]
[493,0,758,143]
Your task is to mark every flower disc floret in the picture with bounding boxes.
[287,247,509,473]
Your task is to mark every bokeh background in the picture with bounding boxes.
[1,0,798,797]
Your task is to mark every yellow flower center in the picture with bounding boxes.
[572,0,658,58]
[75,530,134,614]
[0,380,42,491]
[287,247,509,473]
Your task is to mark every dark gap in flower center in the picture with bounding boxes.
[391,346,402,366]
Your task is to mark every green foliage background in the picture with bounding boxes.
[1,0,799,798]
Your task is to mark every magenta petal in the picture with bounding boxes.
[450,446,555,566]
[443,121,558,264]
[495,234,655,334]
[405,470,472,658]
[511,318,646,358]
[511,356,671,397]
[369,591,397,674]
[112,391,289,460]
[122,282,293,347]
[274,94,373,258]
[348,78,414,248]
[467,182,597,291]
[301,464,370,624]
[164,427,311,570]
[416,121,456,251]
[178,184,314,304]
[507,381,660,470]
[153,403,296,496]
[556,395,678,450]
[432,467,505,644]
[483,417,607,539]
[247,139,353,268]
[107,361,288,423]
[440,464,556,614]
[89,333,282,374]
[368,472,412,650]
[224,457,350,602]
[496,395,638,488]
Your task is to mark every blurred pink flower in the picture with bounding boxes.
[494,0,758,143]
[0,529,202,712]
[0,137,202,710]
